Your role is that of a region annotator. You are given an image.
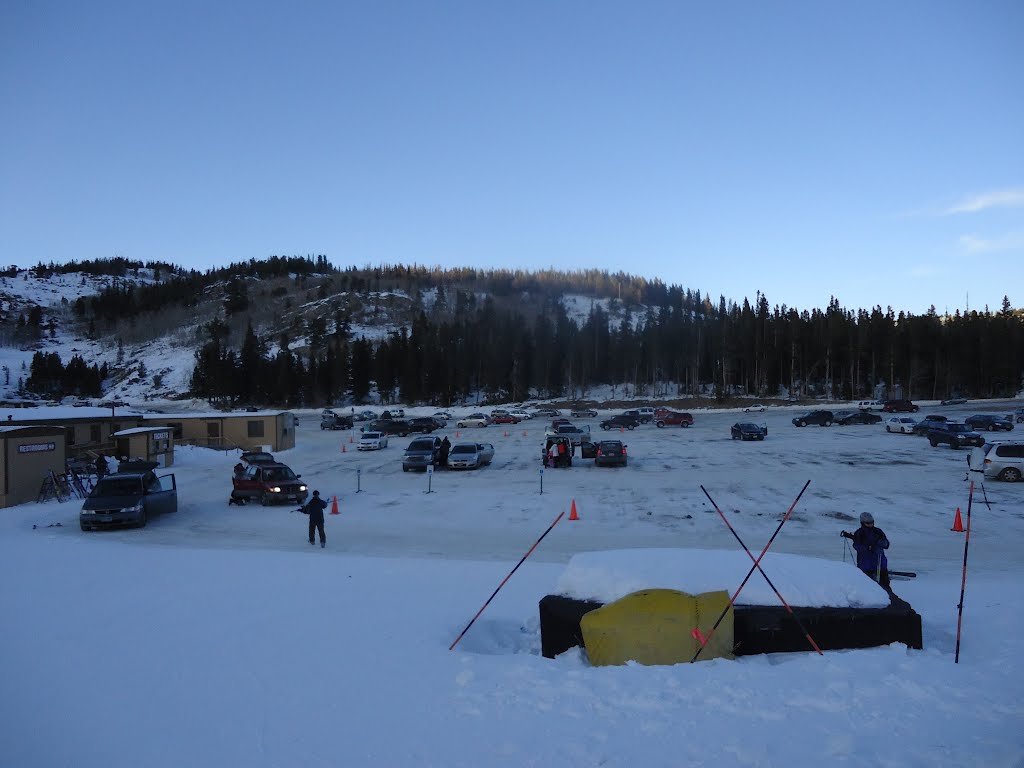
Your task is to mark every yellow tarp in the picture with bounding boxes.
[580,588,734,666]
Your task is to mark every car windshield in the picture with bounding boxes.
[900,418,915,423]
[408,440,434,451]
[362,432,382,439]
[262,467,296,482]
[739,423,759,430]
[450,445,476,455]
[947,424,971,433]
[600,442,623,451]
[91,477,142,497]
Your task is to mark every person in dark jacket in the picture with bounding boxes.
[438,436,451,469]
[95,454,108,480]
[302,490,328,548]
[842,512,890,587]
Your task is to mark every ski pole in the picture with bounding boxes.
[701,485,822,655]
[449,509,566,651]
[691,480,811,663]
[954,481,974,663]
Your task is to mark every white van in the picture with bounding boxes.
[857,400,884,411]
[968,441,1024,482]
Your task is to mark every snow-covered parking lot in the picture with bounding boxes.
[2,402,1022,767]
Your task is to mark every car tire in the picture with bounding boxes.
[999,467,1021,482]
[260,492,271,506]
[795,421,805,427]
[823,421,832,427]
[732,433,739,440]
[628,424,635,430]
[137,508,147,528]
[80,522,90,531]
[758,435,764,441]
[929,438,938,447]
[886,426,891,433]
[988,425,996,432]
[656,421,665,428]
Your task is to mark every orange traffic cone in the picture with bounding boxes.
[522,430,527,437]
[951,507,964,532]
[503,430,508,438]
[330,495,339,515]
[349,435,354,443]
[341,443,347,453]
[455,430,460,438]
[569,499,579,521]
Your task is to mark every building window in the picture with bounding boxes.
[90,425,101,443]
[247,420,265,438]
[206,422,220,438]
[67,426,76,445]
[168,423,184,440]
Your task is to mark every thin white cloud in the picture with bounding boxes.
[958,232,1024,253]
[944,188,1024,215]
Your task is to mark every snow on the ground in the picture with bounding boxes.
[2,405,1023,767]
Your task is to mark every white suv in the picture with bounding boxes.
[969,441,1024,482]
[858,400,885,411]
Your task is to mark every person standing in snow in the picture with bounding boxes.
[438,436,451,469]
[302,490,328,548]
[94,454,108,480]
[842,512,890,588]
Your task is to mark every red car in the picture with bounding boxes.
[490,413,521,424]
[654,410,694,428]
[882,400,919,413]
[231,462,308,506]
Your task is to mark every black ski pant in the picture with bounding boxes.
[309,519,325,544]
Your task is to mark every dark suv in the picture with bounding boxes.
[927,422,984,449]
[402,436,442,471]
[792,410,834,427]
[367,419,412,437]
[407,417,439,434]
[883,400,919,413]
[594,440,627,467]
[964,414,1014,432]
[600,414,639,430]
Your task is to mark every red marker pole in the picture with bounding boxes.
[450,510,566,651]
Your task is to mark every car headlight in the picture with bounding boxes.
[123,502,143,514]
[270,486,282,493]
[81,510,95,515]
[298,485,307,492]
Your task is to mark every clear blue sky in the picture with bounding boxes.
[2,1,1021,315]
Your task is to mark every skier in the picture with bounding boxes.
[302,490,328,548]
[439,436,451,469]
[841,512,890,588]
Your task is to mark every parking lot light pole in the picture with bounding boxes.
[539,468,543,495]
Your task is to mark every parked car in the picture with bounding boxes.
[912,415,948,436]
[744,404,767,413]
[885,416,917,434]
[407,417,440,434]
[456,415,489,428]
[857,400,885,411]
[1015,407,1024,424]
[941,397,968,406]
[600,414,640,430]
[622,408,653,424]
[321,413,353,430]
[969,440,1024,482]
[570,406,598,418]
[532,408,561,417]
[388,408,406,418]
[927,422,985,449]
[731,422,767,440]
[545,423,592,446]
[792,410,834,427]
[490,413,522,424]
[447,442,495,470]
[402,436,442,472]
[508,409,532,420]
[351,409,378,422]
[594,440,627,467]
[883,399,919,413]
[654,411,694,428]
[432,411,453,422]
[835,410,882,426]
[366,419,411,437]
[230,462,308,506]
[358,431,389,451]
[80,461,178,530]
[964,414,1014,432]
